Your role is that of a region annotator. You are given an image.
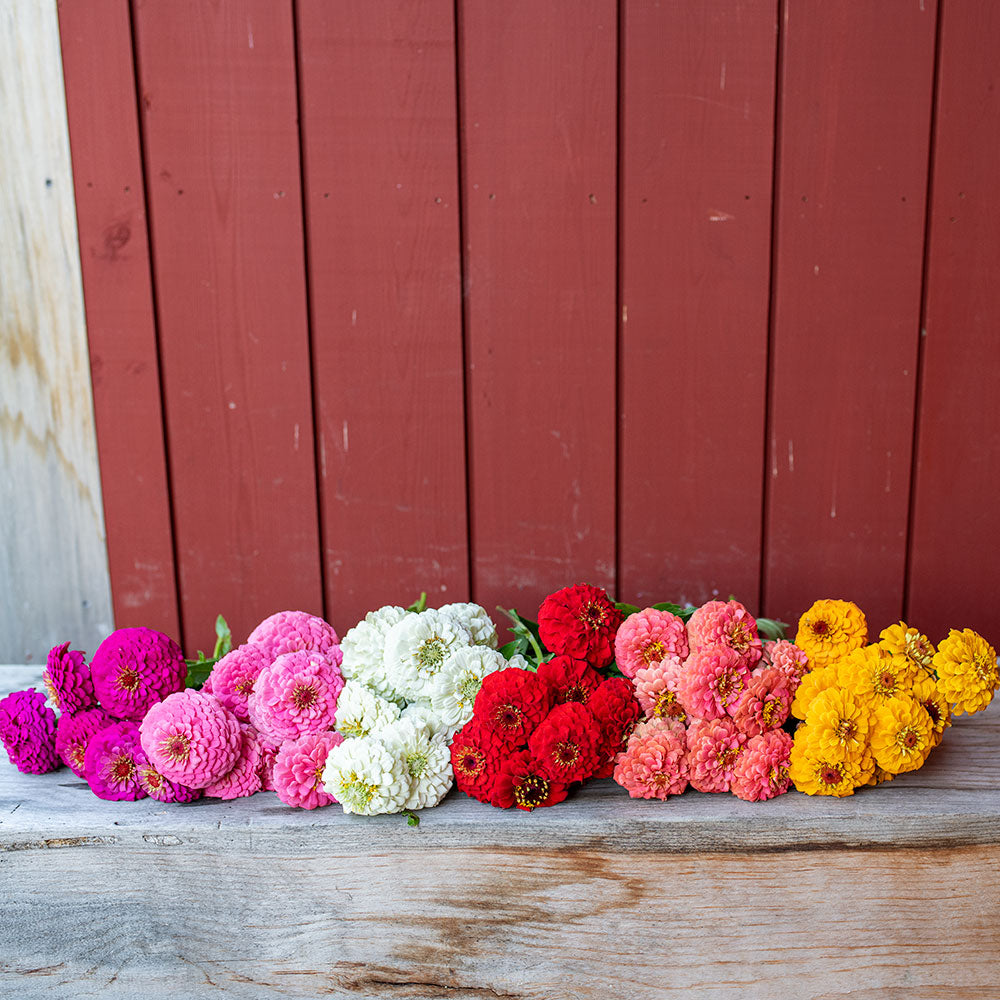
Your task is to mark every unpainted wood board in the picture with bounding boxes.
[0,0,114,663]
[297,0,469,631]
[57,0,180,641]
[460,1,618,615]
[132,0,323,651]
[618,0,776,610]
[906,0,1000,643]
[763,1,937,628]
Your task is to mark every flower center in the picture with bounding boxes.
[811,620,831,637]
[834,718,858,743]
[653,690,685,721]
[642,641,665,664]
[108,753,136,786]
[715,669,743,704]
[416,636,447,673]
[140,766,163,791]
[924,701,941,725]
[339,771,377,812]
[406,749,430,778]
[562,683,588,703]
[116,666,142,693]
[973,652,997,685]
[716,745,738,770]
[456,747,486,778]
[876,670,898,695]
[905,633,934,669]
[728,622,752,653]
[577,602,607,631]
[513,773,550,809]
[760,699,780,727]
[235,677,255,696]
[819,763,843,786]
[769,765,787,789]
[160,732,191,763]
[553,741,580,768]
[457,673,482,703]
[897,727,922,752]
[292,683,319,710]
[70,744,87,769]
[493,702,523,732]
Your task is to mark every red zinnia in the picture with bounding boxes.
[528,702,602,783]
[450,719,507,805]
[537,655,603,706]
[493,750,569,811]
[472,668,552,749]
[588,677,643,777]
[537,584,624,668]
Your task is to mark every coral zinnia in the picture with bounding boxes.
[528,702,602,784]
[731,730,793,802]
[932,628,999,716]
[678,646,751,721]
[0,689,59,774]
[537,584,624,668]
[632,657,687,724]
[762,639,810,693]
[613,720,688,801]
[90,627,187,721]
[249,649,344,742]
[43,642,96,714]
[84,720,147,800]
[794,599,867,669]
[473,668,553,749]
[139,689,242,788]
[731,667,792,738]
[686,718,745,793]
[55,707,114,777]
[686,600,762,668]
[614,608,689,678]
[273,730,343,809]
[493,750,569,811]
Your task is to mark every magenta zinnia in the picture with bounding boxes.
[43,642,96,714]
[0,688,59,774]
[83,720,147,800]
[90,627,186,721]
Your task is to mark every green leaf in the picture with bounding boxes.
[184,658,213,690]
[404,810,420,827]
[496,606,547,667]
[406,592,428,614]
[614,601,642,616]
[650,601,683,615]
[756,617,789,641]
[499,638,527,660]
[212,614,233,660]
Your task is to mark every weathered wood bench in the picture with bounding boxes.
[2,664,998,999]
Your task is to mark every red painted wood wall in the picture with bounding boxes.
[58,0,1000,654]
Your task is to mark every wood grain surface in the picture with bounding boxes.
[1,666,998,999]
[0,1,114,663]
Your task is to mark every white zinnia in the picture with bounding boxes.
[380,718,453,811]
[426,646,509,730]
[400,700,451,739]
[383,609,473,701]
[322,734,410,815]
[334,679,401,738]
[339,605,408,703]
[439,602,499,649]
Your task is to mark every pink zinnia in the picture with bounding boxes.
[687,600,763,668]
[678,645,751,721]
[248,650,344,742]
[762,640,810,694]
[613,721,689,800]
[55,707,115,777]
[84,720,147,800]
[731,730,793,802]
[731,667,793,737]
[43,642,96,714]
[207,643,270,721]
[204,724,263,800]
[90,627,187,721]
[632,656,687,723]
[139,689,242,788]
[686,717,746,793]
[614,609,689,678]
[0,689,59,774]
[273,730,343,809]
[247,610,343,668]
[257,732,280,791]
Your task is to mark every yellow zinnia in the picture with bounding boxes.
[795,599,868,669]
[911,673,951,746]
[789,727,873,796]
[932,628,999,716]
[838,644,918,706]
[804,686,870,762]
[790,666,838,721]
[878,621,936,673]
[870,697,934,774]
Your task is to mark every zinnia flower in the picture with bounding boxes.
[588,676,643,775]
[730,730,793,802]
[911,673,950,746]
[90,627,187,721]
[803,686,870,762]
[839,644,918,706]
[678,646,751,721]
[537,584,624,668]
[383,609,473,700]
[472,667,553,748]
[84,720,147,800]
[381,718,453,810]
[247,610,342,666]
[731,667,792,737]
[321,734,410,815]
[790,665,838,720]
[439,602,499,648]
[273,730,343,809]
[334,679,401,738]
[686,718,745,793]
[788,728,873,796]
[932,628,999,716]
[794,599,867,669]
[339,605,409,703]
[139,689,242,788]
[493,750,569,811]
[878,621,936,673]
[632,657,687,723]
[207,643,271,722]
[614,608,689,678]
[426,645,508,731]
[686,600,762,668]
[249,649,344,741]
[137,759,202,803]
[762,639,810,692]
[869,697,934,774]
[537,655,603,706]
[43,642,96,714]
[528,702,602,784]
[613,721,688,801]
[0,688,59,774]
[204,724,264,799]
[450,719,507,805]
[55,707,114,777]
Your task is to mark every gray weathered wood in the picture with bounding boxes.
[1,666,998,999]
[0,1,114,664]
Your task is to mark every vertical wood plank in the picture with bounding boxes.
[58,0,180,642]
[763,1,937,630]
[297,1,468,628]
[618,0,776,610]
[0,0,114,661]
[461,1,618,615]
[133,0,322,648]
[907,2,1000,642]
